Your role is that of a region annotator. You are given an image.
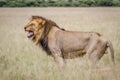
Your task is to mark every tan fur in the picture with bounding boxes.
[24,16,115,67]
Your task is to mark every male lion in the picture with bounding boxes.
[24,16,115,67]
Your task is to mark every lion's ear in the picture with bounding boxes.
[32,16,39,19]
[42,20,46,25]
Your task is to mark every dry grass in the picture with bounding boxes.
[0,7,120,80]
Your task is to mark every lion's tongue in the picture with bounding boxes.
[28,32,34,38]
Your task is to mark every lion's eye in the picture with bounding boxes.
[30,23,35,26]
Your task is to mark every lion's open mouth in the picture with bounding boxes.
[27,31,34,38]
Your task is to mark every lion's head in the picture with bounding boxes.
[24,16,62,55]
[24,16,46,39]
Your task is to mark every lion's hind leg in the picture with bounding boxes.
[87,39,108,67]
[88,49,106,67]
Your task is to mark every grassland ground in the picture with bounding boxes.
[0,7,120,80]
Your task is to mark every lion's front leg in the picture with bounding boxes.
[50,48,65,68]
[53,54,65,68]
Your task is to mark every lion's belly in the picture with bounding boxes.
[62,50,86,59]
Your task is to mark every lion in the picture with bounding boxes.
[24,16,115,67]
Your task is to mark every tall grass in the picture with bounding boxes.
[0,7,120,80]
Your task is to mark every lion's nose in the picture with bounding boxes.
[24,27,26,30]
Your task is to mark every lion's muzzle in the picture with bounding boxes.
[24,27,34,38]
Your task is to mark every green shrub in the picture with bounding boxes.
[95,0,113,6]
[0,1,7,7]
[0,0,120,7]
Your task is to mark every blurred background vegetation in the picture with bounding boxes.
[0,0,120,7]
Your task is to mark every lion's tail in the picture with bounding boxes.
[107,41,115,64]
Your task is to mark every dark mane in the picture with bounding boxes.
[32,16,65,55]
